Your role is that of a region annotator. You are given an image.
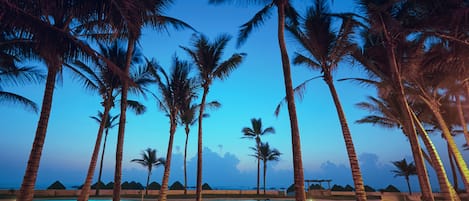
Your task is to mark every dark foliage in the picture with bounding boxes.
[148,181,161,190]
[202,183,212,190]
[380,185,400,192]
[364,185,375,192]
[169,181,184,190]
[331,184,345,191]
[122,181,144,189]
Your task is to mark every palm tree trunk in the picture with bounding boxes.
[184,126,189,195]
[276,2,305,200]
[406,177,412,195]
[448,142,459,192]
[145,170,150,196]
[79,100,112,201]
[412,111,459,201]
[379,14,434,201]
[263,160,267,195]
[423,98,469,193]
[456,95,469,146]
[96,129,109,196]
[159,119,178,201]
[256,138,261,195]
[18,65,59,201]
[324,75,367,201]
[113,38,135,201]
[196,87,208,201]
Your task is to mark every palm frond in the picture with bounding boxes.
[237,3,274,47]
[274,76,322,117]
[0,91,38,113]
[127,99,146,115]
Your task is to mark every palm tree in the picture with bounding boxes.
[254,142,281,195]
[131,148,165,196]
[355,95,460,200]
[150,57,197,201]
[92,2,193,200]
[1,2,115,200]
[285,1,366,199]
[178,99,220,195]
[353,2,435,199]
[208,1,305,199]
[391,159,417,195]
[242,118,275,195]
[90,112,119,196]
[180,33,245,201]
[69,41,152,201]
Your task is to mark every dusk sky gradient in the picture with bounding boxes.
[1,0,468,193]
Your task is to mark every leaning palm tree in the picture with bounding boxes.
[150,57,197,201]
[0,2,118,200]
[69,41,152,201]
[355,95,460,200]
[131,148,165,196]
[91,2,193,200]
[90,112,119,196]
[285,1,366,199]
[253,142,281,195]
[208,1,305,199]
[392,159,417,195]
[180,33,245,201]
[353,2,435,198]
[242,118,275,195]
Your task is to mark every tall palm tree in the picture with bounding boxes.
[391,159,417,195]
[253,142,281,195]
[242,118,275,195]
[131,148,165,196]
[180,33,245,201]
[90,112,119,196]
[353,2,435,199]
[285,1,366,199]
[150,57,197,201]
[92,2,193,200]
[0,2,115,200]
[178,100,220,195]
[208,1,305,199]
[69,41,152,201]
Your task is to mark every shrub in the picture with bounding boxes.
[202,183,212,190]
[309,184,323,190]
[380,185,400,192]
[91,181,106,189]
[104,182,114,189]
[122,181,144,189]
[331,184,345,191]
[148,182,161,190]
[169,181,184,190]
[344,184,354,191]
[286,184,295,193]
[47,180,66,190]
[364,185,375,192]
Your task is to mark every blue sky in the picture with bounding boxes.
[1,0,468,193]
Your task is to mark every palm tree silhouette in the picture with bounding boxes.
[150,56,197,201]
[285,1,366,199]
[131,148,165,196]
[70,41,152,201]
[1,2,112,200]
[391,159,417,195]
[181,33,245,201]
[252,142,281,195]
[90,112,119,196]
[242,118,275,195]
[208,1,305,199]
